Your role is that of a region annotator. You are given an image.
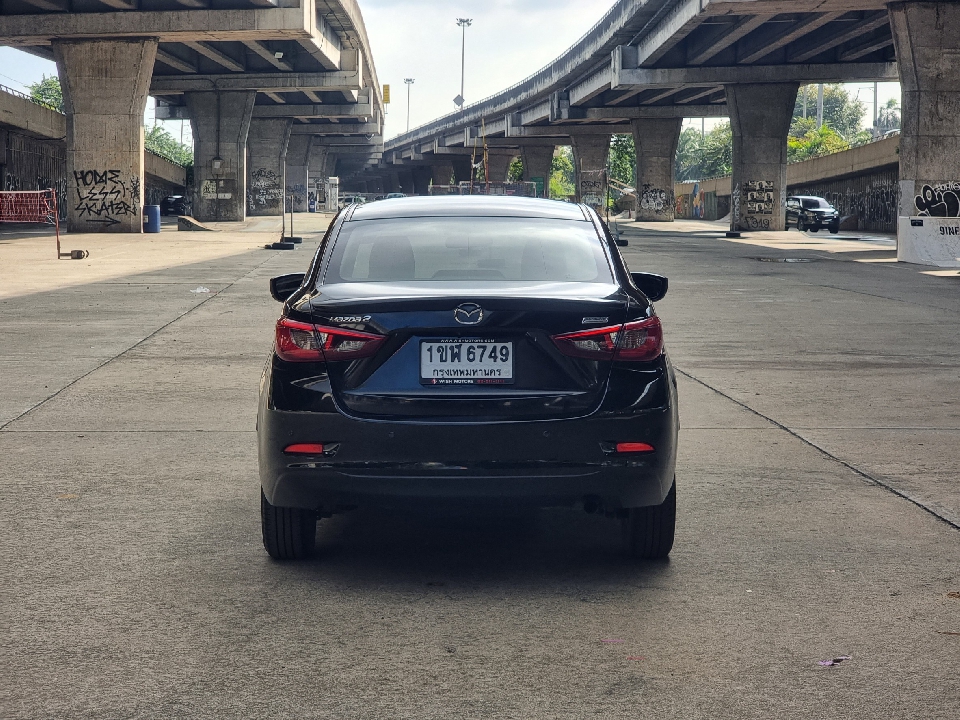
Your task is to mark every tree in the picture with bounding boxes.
[549,147,575,199]
[27,75,63,112]
[788,120,850,162]
[608,134,635,187]
[876,98,901,134]
[507,156,524,182]
[144,126,193,167]
[794,84,866,142]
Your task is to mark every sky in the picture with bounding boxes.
[0,0,902,145]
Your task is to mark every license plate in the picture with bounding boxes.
[420,340,514,385]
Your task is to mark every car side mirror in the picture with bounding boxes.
[270,273,305,303]
[631,272,668,302]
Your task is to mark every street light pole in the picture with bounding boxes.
[456,18,472,112]
[404,78,415,133]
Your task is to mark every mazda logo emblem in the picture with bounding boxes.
[454,303,483,325]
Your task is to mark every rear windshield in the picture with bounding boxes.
[801,198,831,209]
[323,217,613,283]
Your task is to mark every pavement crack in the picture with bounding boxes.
[675,366,960,533]
[0,253,279,432]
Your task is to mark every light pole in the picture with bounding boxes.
[455,18,472,112]
[404,78,415,133]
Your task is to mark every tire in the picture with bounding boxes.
[829,224,840,234]
[624,479,676,560]
[261,489,317,560]
[797,217,806,232]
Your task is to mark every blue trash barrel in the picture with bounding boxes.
[143,205,161,233]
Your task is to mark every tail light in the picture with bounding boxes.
[551,316,662,362]
[275,318,385,362]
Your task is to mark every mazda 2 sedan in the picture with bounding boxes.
[258,196,678,561]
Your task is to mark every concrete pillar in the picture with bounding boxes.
[725,83,799,231]
[451,156,473,185]
[397,169,414,194]
[185,90,256,222]
[246,118,292,216]
[890,2,960,218]
[485,152,515,183]
[430,164,454,187]
[53,38,157,233]
[631,118,682,221]
[521,145,555,197]
[384,172,401,193]
[412,166,432,195]
[285,135,312,213]
[571,134,611,211]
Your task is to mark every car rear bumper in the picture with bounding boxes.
[259,404,677,512]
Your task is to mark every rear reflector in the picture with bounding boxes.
[283,443,326,455]
[616,442,655,454]
[551,316,663,362]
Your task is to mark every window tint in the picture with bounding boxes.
[801,198,831,209]
[324,217,613,283]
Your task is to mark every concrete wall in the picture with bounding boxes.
[675,135,902,232]
[0,88,65,140]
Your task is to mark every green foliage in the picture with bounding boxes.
[794,84,866,141]
[675,122,733,181]
[507,156,524,182]
[787,121,850,162]
[877,98,901,134]
[549,147,575,199]
[608,134,635,187]
[145,126,193,167]
[27,75,63,112]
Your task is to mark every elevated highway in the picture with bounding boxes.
[0,1,384,229]
[359,0,952,237]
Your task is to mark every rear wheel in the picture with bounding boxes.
[797,216,806,232]
[261,489,317,560]
[624,480,676,560]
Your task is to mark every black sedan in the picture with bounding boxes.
[258,196,679,561]
[786,195,840,233]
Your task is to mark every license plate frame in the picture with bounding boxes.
[419,339,514,385]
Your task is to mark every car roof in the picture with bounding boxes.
[348,195,588,221]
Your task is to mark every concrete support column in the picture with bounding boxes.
[431,164,454,187]
[53,38,158,233]
[890,1,960,218]
[521,145,555,197]
[571,134,612,211]
[485,152,515,183]
[725,82,799,231]
[246,118,292,216]
[285,135,312,212]
[451,156,473,185]
[412,166,432,195]
[631,118,682,221]
[185,90,256,222]
[384,172,401,193]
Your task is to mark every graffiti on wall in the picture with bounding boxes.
[579,169,606,209]
[249,168,282,210]
[731,183,741,225]
[73,170,140,227]
[285,183,307,212]
[691,182,704,219]
[790,171,900,233]
[915,183,960,217]
[640,185,668,214]
[674,193,688,217]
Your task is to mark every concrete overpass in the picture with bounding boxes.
[0,0,384,230]
[359,0,953,235]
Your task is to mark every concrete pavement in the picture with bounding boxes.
[1,215,959,718]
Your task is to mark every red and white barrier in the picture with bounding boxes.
[0,189,65,258]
